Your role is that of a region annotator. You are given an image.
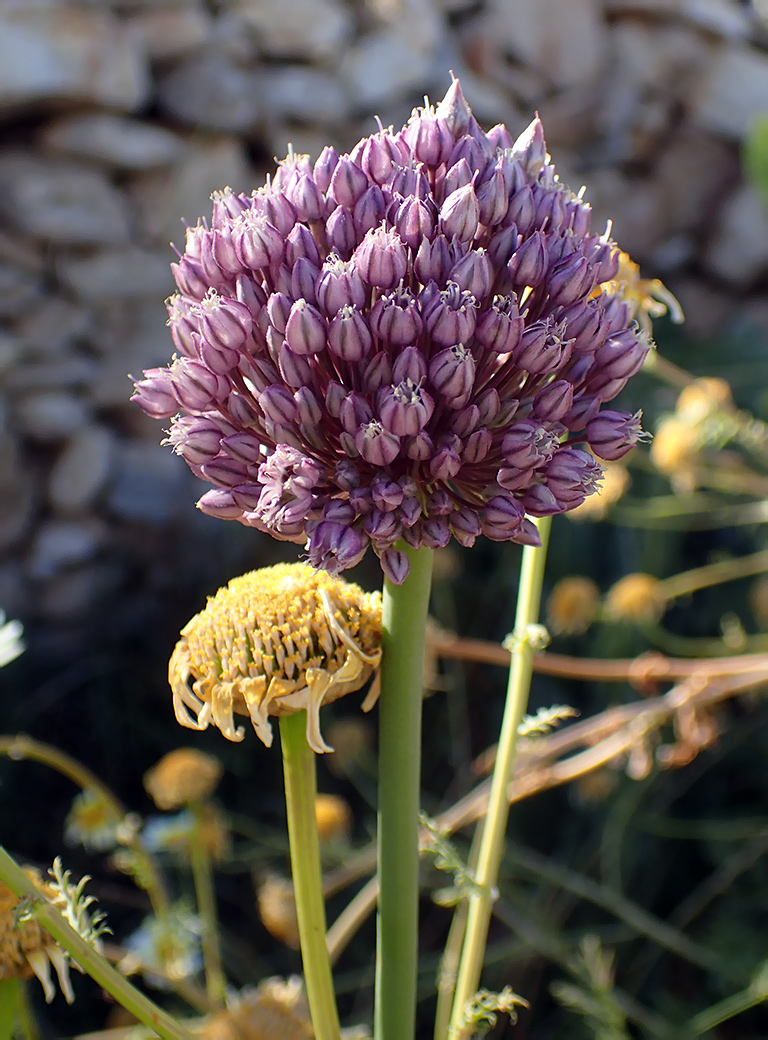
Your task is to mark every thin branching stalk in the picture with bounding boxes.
[0,848,194,1040]
[375,544,434,1040]
[280,712,341,1040]
[189,802,226,1006]
[448,516,552,1037]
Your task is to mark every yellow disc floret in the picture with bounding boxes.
[169,563,382,754]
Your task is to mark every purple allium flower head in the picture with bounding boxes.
[133,78,651,583]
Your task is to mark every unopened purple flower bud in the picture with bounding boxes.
[202,454,250,488]
[195,291,253,351]
[429,443,461,480]
[450,506,481,547]
[132,367,179,418]
[379,380,434,436]
[364,508,401,544]
[172,256,209,300]
[506,186,536,236]
[165,415,224,465]
[510,117,547,180]
[329,156,368,208]
[423,282,477,346]
[532,380,574,423]
[354,184,387,235]
[421,518,451,548]
[354,226,408,289]
[559,299,602,353]
[427,489,453,515]
[429,342,475,400]
[585,409,647,460]
[287,172,326,221]
[507,231,548,287]
[514,320,571,375]
[392,346,428,385]
[197,487,243,519]
[363,351,393,392]
[440,184,480,243]
[435,77,472,138]
[502,419,559,468]
[414,235,452,285]
[278,346,312,389]
[548,252,596,307]
[483,495,524,537]
[449,248,492,300]
[450,404,480,438]
[335,459,359,491]
[405,431,434,461]
[360,131,404,183]
[328,305,373,361]
[562,393,601,431]
[259,385,297,426]
[370,476,404,511]
[171,358,230,411]
[380,547,410,585]
[475,387,501,425]
[313,145,340,193]
[474,297,523,355]
[394,196,437,251]
[370,288,423,345]
[234,212,285,269]
[355,420,400,466]
[477,166,509,227]
[463,428,492,464]
[593,331,649,381]
[285,299,326,355]
[340,392,374,433]
[326,205,358,258]
[231,483,266,511]
[325,381,346,418]
[308,522,368,573]
[442,157,473,199]
[398,494,422,526]
[316,255,367,316]
[390,161,430,200]
[404,107,454,166]
[258,186,298,237]
[211,187,248,226]
[290,257,319,306]
[221,431,265,466]
[591,240,620,283]
[210,228,241,276]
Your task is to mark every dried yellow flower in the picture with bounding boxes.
[256,873,299,950]
[605,573,666,624]
[597,250,683,335]
[169,563,382,754]
[201,976,313,1040]
[675,377,732,424]
[0,870,74,1004]
[650,417,700,477]
[143,748,223,810]
[314,793,352,844]
[546,577,600,635]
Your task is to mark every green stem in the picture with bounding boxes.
[374,544,434,1040]
[189,803,226,1006]
[447,518,551,1038]
[280,712,341,1040]
[0,980,20,1040]
[687,981,768,1035]
[0,848,194,1040]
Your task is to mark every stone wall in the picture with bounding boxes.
[2,0,768,634]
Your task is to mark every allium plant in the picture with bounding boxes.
[133,80,648,587]
[131,78,652,1040]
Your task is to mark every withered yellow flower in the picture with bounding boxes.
[169,563,382,754]
[201,976,313,1040]
[605,573,666,624]
[314,793,352,844]
[0,869,75,1003]
[597,249,683,335]
[546,576,600,635]
[256,873,299,950]
[143,748,223,810]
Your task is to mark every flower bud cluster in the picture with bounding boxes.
[134,78,650,583]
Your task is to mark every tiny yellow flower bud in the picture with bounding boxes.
[546,577,600,635]
[256,873,300,950]
[314,793,352,844]
[605,573,666,624]
[169,563,382,754]
[143,748,223,811]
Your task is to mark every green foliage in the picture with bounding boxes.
[420,813,485,907]
[744,116,768,208]
[454,986,528,1038]
[47,857,111,949]
[518,704,579,738]
[550,937,631,1040]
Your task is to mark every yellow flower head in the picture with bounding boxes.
[201,976,312,1040]
[650,417,701,477]
[605,573,666,624]
[675,377,732,424]
[314,793,353,844]
[546,577,600,635]
[143,748,223,810]
[597,250,683,335]
[0,870,75,1004]
[256,873,299,950]
[64,790,122,852]
[170,563,382,754]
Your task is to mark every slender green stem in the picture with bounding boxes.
[687,979,768,1035]
[189,803,226,1006]
[0,980,20,1040]
[280,712,341,1040]
[0,848,194,1040]
[447,518,552,1038]
[374,544,434,1040]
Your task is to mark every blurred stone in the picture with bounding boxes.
[0,440,34,551]
[584,169,666,257]
[260,67,348,126]
[0,155,130,245]
[0,267,41,319]
[39,113,185,171]
[486,0,607,89]
[703,184,768,286]
[157,52,261,133]
[605,0,752,40]
[57,248,173,303]
[653,124,737,233]
[5,358,97,392]
[690,44,768,140]
[127,134,251,245]
[672,277,734,339]
[15,298,90,358]
[0,7,150,114]
[90,304,171,408]
[229,0,353,60]
[0,333,22,376]
[37,562,122,622]
[29,518,107,580]
[125,4,213,63]
[107,442,192,524]
[48,425,114,513]
[14,391,90,442]
[342,29,436,109]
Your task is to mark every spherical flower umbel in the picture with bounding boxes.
[133,78,651,584]
[169,563,382,753]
